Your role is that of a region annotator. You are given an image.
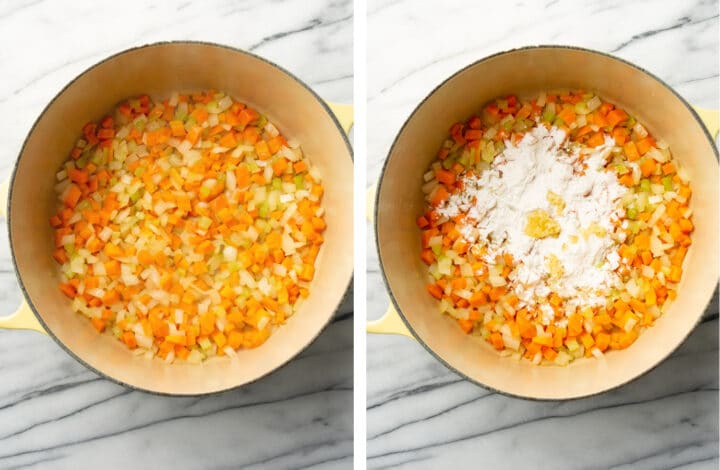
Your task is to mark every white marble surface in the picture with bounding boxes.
[367,0,719,468]
[0,1,352,469]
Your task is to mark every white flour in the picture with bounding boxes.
[437,125,627,320]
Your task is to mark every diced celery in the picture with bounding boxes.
[174,109,187,121]
[662,176,673,191]
[272,177,282,190]
[91,149,106,165]
[130,191,142,203]
[258,201,270,218]
[294,174,304,189]
[626,205,638,219]
[615,164,628,174]
[64,243,75,255]
[199,337,212,350]
[640,178,651,192]
[206,101,219,113]
[76,200,91,211]
[481,141,496,163]
[542,103,556,122]
[553,117,565,127]
[76,153,90,168]
[574,101,589,115]
[500,116,514,131]
[256,115,268,128]
[134,167,146,177]
[566,338,579,352]
[431,244,442,256]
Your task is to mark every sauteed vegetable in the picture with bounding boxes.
[418,90,693,365]
[51,91,326,363]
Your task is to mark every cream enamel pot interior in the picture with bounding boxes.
[0,41,353,395]
[370,46,719,400]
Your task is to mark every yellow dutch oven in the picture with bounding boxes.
[0,41,354,395]
[369,45,719,400]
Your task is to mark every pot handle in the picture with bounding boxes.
[693,106,719,138]
[365,183,414,339]
[325,102,354,135]
[0,179,47,334]
[367,304,413,338]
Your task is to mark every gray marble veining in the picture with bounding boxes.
[366,0,719,468]
[0,0,352,469]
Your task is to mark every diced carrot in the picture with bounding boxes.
[678,218,693,233]
[557,106,576,125]
[586,132,605,147]
[606,109,628,127]
[122,331,137,349]
[636,136,655,155]
[458,318,474,334]
[255,140,271,160]
[661,162,675,175]
[293,160,308,173]
[272,157,288,176]
[91,318,106,333]
[59,282,76,298]
[435,169,456,185]
[68,168,89,184]
[489,332,504,350]
[420,249,435,265]
[623,141,640,161]
[64,185,82,208]
[186,126,202,145]
[427,283,443,299]
[169,120,186,137]
[640,158,657,177]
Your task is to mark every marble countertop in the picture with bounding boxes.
[0,0,352,469]
[366,0,719,468]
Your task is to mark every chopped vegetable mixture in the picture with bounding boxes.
[51,91,325,363]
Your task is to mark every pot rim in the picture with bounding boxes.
[7,40,353,396]
[373,44,719,401]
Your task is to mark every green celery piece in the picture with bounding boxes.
[640,178,651,192]
[542,106,555,123]
[481,141,495,163]
[258,201,270,218]
[294,174,304,189]
[272,177,282,190]
[662,176,673,191]
[574,102,589,115]
[626,206,638,219]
